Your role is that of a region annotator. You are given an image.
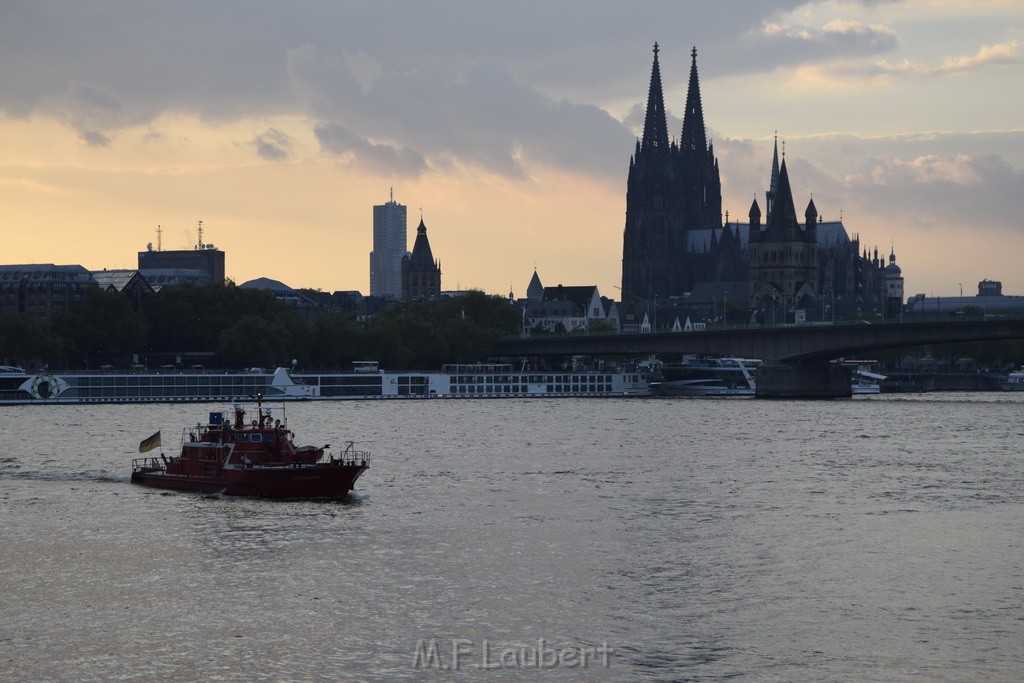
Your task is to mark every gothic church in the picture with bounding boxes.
[621,44,903,321]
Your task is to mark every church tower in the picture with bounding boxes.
[621,43,682,304]
[621,45,723,302]
[747,158,818,313]
[401,217,441,300]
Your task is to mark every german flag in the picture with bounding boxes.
[138,431,161,453]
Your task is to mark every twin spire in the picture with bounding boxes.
[639,44,708,156]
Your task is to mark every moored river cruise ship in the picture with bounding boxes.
[0,363,650,404]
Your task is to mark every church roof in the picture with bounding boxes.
[407,218,436,269]
[762,158,800,240]
[526,269,544,300]
[541,285,599,312]
[686,220,851,252]
[805,197,818,219]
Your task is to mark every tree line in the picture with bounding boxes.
[0,284,522,371]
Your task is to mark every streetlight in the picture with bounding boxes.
[724,291,728,328]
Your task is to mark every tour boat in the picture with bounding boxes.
[649,358,760,397]
[1000,366,1024,391]
[131,398,368,499]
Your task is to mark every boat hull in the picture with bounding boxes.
[650,380,754,397]
[131,462,368,499]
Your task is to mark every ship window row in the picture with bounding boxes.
[452,375,612,385]
[320,386,384,396]
[72,386,251,398]
[317,377,384,387]
[74,376,265,388]
[454,384,611,394]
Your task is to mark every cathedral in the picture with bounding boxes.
[621,44,904,322]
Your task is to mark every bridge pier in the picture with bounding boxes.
[756,363,852,399]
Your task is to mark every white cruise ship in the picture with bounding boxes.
[0,363,649,404]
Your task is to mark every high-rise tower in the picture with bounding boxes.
[370,188,407,299]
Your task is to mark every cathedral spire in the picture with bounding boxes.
[680,46,707,154]
[640,42,669,154]
[766,132,780,220]
[764,158,799,240]
[770,133,780,196]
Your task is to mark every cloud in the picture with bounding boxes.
[314,123,428,177]
[0,1,1020,186]
[294,46,632,179]
[821,39,1019,82]
[879,39,1018,77]
[39,82,132,143]
[732,17,899,73]
[251,128,294,161]
[80,130,112,147]
[844,152,1024,227]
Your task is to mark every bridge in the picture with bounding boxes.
[493,319,1024,363]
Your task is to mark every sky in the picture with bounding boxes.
[1,0,1022,300]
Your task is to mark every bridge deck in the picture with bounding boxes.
[493,319,1024,363]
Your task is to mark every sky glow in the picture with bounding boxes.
[1,0,1021,299]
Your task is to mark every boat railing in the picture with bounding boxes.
[332,441,370,466]
[330,450,370,466]
[132,457,165,474]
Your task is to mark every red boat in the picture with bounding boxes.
[131,399,368,499]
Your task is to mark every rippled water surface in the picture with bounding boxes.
[1,394,1023,681]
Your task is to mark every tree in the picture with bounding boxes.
[0,315,64,368]
[218,315,292,368]
[52,289,145,367]
[143,282,289,353]
[309,313,361,369]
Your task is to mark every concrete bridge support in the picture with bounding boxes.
[756,364,852,399]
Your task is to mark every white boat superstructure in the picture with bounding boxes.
[1000,366,1024,391]
[650,358,760,397]
[851,367,886,395]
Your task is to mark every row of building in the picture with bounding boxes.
[0,235,227,320]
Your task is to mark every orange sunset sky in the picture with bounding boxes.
[2,1,1022,300]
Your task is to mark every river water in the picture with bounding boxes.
[1,394,1022,682]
